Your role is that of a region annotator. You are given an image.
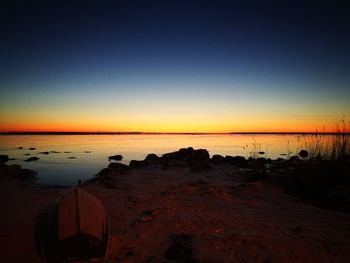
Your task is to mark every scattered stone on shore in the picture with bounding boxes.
[145,153,159,161]
[161,148,210,171]
[18,147,23,149]
[0,155,9,163]
[108,162,128,172]
[84,151,91,153]
[225,155,247,166]
[256,157,267,164]
[164,233,194,262]
[0,163,37,182]
[97,168,111,177]
[29,148,36,150]
[39,152,50,155]
[259,151,265,155]
[68,157,76,159]
[50,151,60,153]
[92,167,116,188]
[211,154,225,162]
[299,149,309,158]
[25,157,40,162]
[162,147,194,161]
[289,156,300,162]
[165,159,187,169]
[189,149,211,171]
[64,151,71,153]
[129,160,146,168]
[163,148,208,162]
[189,149,210,162]
[23,153,31,156]
[108,154,123,161]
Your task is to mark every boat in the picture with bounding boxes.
[35,186,110,263]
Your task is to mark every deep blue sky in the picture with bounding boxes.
[1,0,350,132]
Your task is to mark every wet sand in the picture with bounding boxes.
[1,155,350,262]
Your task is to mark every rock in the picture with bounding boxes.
[29,147,36,150]
[1,163,37,181]
[14,168,37,180]
[164,233,194,262]
[162,151,182,160]
[188,149,210,171]
[258,151,265,155]
[108,162,128,172]
[212,154,225,162]
[190,162,211,172]
[40,152,50,155]
[257,157,267,164]
[0,155,9,163]
[10,164,21,169]
[245,167,268,182]
[129,160,145,168]
[161,148,210,170]
[179,148,188,154]
[108,154,123,161]
[190,149,209,162]
[23,153,31,156]
[25,157,40,162]
[50,151,60,153]
[290,156,300,161]
[299,150,309,158]
[97,173,112,186]
[163,159,187,169]
[145,153,159,161]
[95,168,115,188]
[84,151,91,153]
[68,157,76,159]
[179,147,194,154]
[225,155,247,166]
[126,251,134,257]
[64,151,71,153]
[315,154,323,161]
[18,147,23,149]
[97,168,111,177]
[162,147,196,161]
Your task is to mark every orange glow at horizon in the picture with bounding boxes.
[1,112,348,133]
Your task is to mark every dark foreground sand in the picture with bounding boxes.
[1,155,350,262]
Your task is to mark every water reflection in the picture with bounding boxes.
[0,134,345,185]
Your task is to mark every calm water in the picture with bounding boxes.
[0,134,336,185]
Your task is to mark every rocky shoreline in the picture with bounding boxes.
[1,149,350,262]
[90,148,350,214]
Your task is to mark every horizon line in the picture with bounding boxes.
[1,131,350,135]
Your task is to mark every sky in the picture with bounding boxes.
[1,0,350,133]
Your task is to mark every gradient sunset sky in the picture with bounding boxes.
[1,0,349,133]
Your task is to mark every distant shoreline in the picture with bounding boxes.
[1,131,349,135]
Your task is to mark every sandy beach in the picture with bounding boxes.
[1,149,350,263]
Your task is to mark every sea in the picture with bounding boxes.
[0,134,342,185]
